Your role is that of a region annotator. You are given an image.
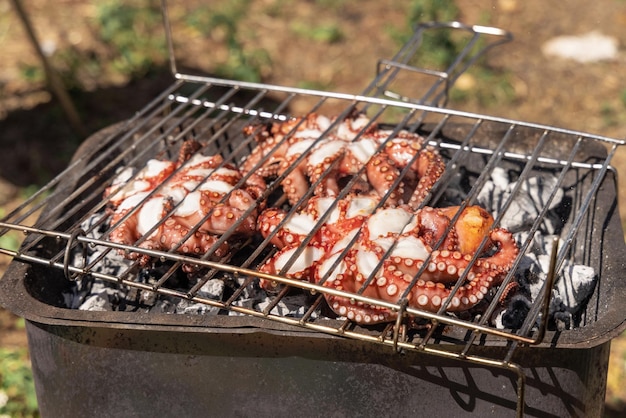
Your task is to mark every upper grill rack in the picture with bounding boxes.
[1,8,626,417]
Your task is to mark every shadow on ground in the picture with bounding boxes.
[0,69,176,188]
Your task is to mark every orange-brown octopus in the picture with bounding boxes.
[241,112,445,209]
[257,195,518,324]
[104,140,266,266]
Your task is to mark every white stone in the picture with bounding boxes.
[542,31,618,63]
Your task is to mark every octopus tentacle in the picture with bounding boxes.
[325,294,394,324]
[408,147,446,209]
[413,206,459,251]
[377,137,446,209]
[311,204,519,324]
[177,139,204,165]
[365,153,404,206]
[307,139,347,197]
[104,160,177,207]
[409,273,494,312]
[258,208,310,248]
[474,228,519,278]
[282,161,311,205]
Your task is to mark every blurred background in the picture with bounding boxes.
[0,0,625,416]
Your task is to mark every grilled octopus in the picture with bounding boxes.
[104,140,266,266]
[257,196,518,324]
[241,112,445,209]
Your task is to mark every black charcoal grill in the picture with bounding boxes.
[1,4,625,417]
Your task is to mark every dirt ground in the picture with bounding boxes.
[1,0,626,413]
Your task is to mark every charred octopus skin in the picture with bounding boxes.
[257,197,519,324]
[241,112,445,209]
[104,140,266,266]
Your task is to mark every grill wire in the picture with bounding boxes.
[1,14,625,417]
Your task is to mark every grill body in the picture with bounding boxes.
[0,113,624,417]
[25,320,609,417]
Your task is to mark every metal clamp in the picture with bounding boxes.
[392,298,409,353]
[63,228,87,281]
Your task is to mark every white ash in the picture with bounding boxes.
[79,290,116,311]
[477,167,564,234]
[66,212,323,319]
[63,212,136,310]
[494,235,597,331]
[198,279,226,299]
[471,167,596,330]
[224,277,320,319]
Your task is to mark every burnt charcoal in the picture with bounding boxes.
[80,290,115,311]
[556,264,596,313]
[196,278,225,300]
[511,242,597,331]
[179,302,221,315]
[229,296,256,312]
[151,298,177,314]
[139,288,158,307]
[552,310,573,332]
[499,294,532,329]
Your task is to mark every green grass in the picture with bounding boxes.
[0,348,38,418]
[95,0,166,79]
[184,0,270,82]
[385,0,516,108]
[290,22,344,44]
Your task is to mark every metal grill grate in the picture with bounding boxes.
[1,6,625,417]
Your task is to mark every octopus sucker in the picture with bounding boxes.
[386,284,398,296]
